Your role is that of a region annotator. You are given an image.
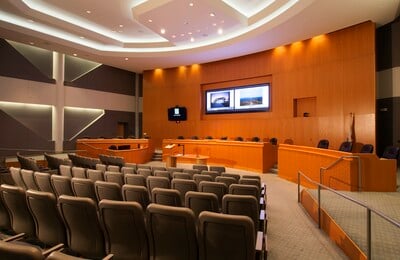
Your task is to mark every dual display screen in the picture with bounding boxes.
[205,83,270,114]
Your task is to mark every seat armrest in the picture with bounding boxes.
[255,231,264,251]
[42,243,64,256]
[2,232,26,242]
[103,253,114,260]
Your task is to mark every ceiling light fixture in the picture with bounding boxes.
[124,57,129,61]
[209,12,215,17]
[73,53,77,56]
[148,19,152,23]
[218,28,223,35]
[189,3,194,7]
[190,37,194,42]
[85,10,91,14]
[119,24,123,28]
[160,28,166,34]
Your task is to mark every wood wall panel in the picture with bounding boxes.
[143,22,376,150]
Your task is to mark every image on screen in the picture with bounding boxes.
[205,89,234,113]
[234,84,269,111]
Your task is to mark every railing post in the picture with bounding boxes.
[357,157,362,192]
[367,208,371,259]
[297,171,300,203]
[318,185,321,229]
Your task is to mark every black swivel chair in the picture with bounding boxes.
[381,146,400,159]
[317,139,329,149]
[338,141,353,152]
[360,144,374,153]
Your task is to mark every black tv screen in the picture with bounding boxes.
[168,106,187,121]
[205,83,270,114]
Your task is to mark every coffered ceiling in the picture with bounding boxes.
[0,0,399,72]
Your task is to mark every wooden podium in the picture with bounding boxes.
[166,154,209,167]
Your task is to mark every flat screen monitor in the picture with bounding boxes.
[168,106,187,121]
[205,83,270,114]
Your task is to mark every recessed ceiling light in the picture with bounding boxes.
[119,24,123,28]
[190,37,194,42]
[209,12,215,17]
[79,36,85,39]
[172,35,176,38]
[148,19,153,23]
[85,10,91,14]
[160,28,166,34]
[218,28,223,35]
[124,57,129,61]
[73,53,77,56]
[212,23,217,26]
[29,41,35,45]
[28,19,34,23]
[189,3,194,7]
[180,33,185,37]
[118,30,123,33]
[188,32,192,35]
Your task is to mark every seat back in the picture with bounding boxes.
[58,195,107,259]
[151,166,167,173]
[229,184,260,198]
[198,211,255,260]
[26,190,67,246]
[338,141,353,152]
[17,153,40,171]
[153,170,171,179]
[171,179,197,202]
[71,178,98,203]
[20,169,39,190]
[182,168,200,178]
[86,169,104,182]
[137,168,152,178]
[121,166,135,174]
[151,188,182,207]
[59,165,72,177]
[172,172,191,180]
[146,203,198,260]
[10,167,26,190]
[317,139,329,149]
[107,165,120,172]
[193,164,208,172]
[122,184,150,210]
[124,174,146,187]
[222,194,260,232]
[193,174,213,186]
[221,172,241,182]
[99,200,149,260]
[96,163,107,173]
[185,191,219,218]
[0,240,44,260]
[0,184,36,236]
[104,171,124,186]
[50,175,74,197]
[201,170,220,181]
[215,176,237,188]
[209,166,226,173]
[71,167,86,178]
[239,178,261,188]
[360,144,374,153]
[146,176,170,197]
[0,191,11,230]
[198,181,227,208]
[94,181,122,201]
[34,172,54,193]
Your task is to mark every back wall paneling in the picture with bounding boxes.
[143,21,376,150]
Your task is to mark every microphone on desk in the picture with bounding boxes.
[178,144,185,155]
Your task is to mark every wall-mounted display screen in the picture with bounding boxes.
[205,83,270,114]
[168,106,187,121]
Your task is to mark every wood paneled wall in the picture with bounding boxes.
[143,22,376,150]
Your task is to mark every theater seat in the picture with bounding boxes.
[99,200,148,260]
[146,204,198,260]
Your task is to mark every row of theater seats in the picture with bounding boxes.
[0,188,263,260]
[2,165,267,259]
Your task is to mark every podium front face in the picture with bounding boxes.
[167,156,177,168]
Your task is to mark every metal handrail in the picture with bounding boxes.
[298,170,400,259]
[320,155,362,191]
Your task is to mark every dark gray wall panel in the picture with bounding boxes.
[0,38,55,83]
[63,110,135,151]
[0,110,54,157]
[64,64,136,96]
